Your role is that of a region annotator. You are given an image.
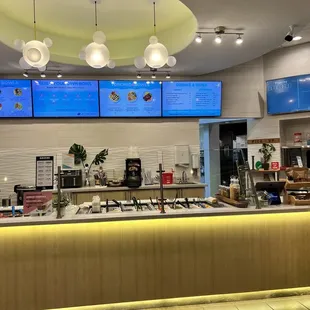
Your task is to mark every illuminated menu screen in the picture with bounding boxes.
[162,81,222,117]
[32,80,99,117]
[0,80,32,117]
[267,74,310,114]
[99,80,161,117]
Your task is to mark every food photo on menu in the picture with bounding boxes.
[100,80,162,117]
[0,80,33,118]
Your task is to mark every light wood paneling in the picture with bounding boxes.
[73,187,205,204]
[1,212,310,310]
[181,188,204,198]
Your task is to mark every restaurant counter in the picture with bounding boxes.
[1,204,310,310]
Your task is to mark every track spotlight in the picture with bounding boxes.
[151,73,156,79]
[40,72,46,78]
[137,73,142,79]
[23,71,28,77]
[195,34,202,43]
[166,73,171,79]
[236,35,243,45]
[57,71,62,78]
[215,35,222,44]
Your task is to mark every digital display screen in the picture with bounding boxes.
[0,80,32,118]
[267,75,310,115]
[162,81,222,117]
[32,80,99,117]
[99,80,161,117]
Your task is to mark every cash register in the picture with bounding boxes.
[255,181,286,205]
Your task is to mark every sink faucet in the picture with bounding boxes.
[181,171,188,183]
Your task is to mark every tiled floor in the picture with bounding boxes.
[151,295,310,310]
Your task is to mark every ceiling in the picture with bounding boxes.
[0,0,310,77]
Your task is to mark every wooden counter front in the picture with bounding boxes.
[1,211,310,310]
[50,183,206,204]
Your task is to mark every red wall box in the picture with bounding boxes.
[162,172,173,184]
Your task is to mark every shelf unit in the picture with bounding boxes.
[284,181,310,204]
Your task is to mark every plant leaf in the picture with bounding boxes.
[69,143,87,162]
[92,149,109,166]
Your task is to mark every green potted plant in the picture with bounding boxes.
[69,143,109,186]
[259,143,276,170]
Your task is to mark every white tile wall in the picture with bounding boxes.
[0,120,199,199]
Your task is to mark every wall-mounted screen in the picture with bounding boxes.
[99,80,161,117]
[267,74,310,115]
[162,81,222,117]
[0,80,32,117]
[32,80,99,117]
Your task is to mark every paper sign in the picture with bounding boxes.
[23,192,53,215]
[296,156,303,168]
[62,153,75,170]
[36,156,54,190]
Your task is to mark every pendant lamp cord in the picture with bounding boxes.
[94,1,98,31]
[153,1,156,35]
[33,0,37,40]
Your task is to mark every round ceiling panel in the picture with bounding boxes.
[0,0,197,66]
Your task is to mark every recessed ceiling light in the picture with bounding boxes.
[166,73,171,79]
[57,72,62,78]
[137,73,142,79]
[195,34,202,43]
[293,35,302,41]
[40,72,46,78]
[236,35,243,45]
[215,35,222,44]
[151,73,156,79]
[23,71,28,77]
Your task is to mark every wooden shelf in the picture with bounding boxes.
[284,181,310,204]
[215,194,249,208]
[285,182,310,190]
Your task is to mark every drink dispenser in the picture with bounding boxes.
[125,158,142,188]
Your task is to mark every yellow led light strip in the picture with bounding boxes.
[49,287,310,310]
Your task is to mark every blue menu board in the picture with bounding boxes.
[32,80,99,117]
[162,81,222,117]
[0,80,32,117]
[99,80,161,117]
[267,74,310,114]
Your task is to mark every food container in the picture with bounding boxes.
[162,172,173,184]
[294,132,302,145]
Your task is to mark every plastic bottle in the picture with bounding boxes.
[234,178,240,201]
[230,176,235,200]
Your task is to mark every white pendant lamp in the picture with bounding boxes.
[79,0,114,69]
[134,0,176,70]
[14,0,53,71]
